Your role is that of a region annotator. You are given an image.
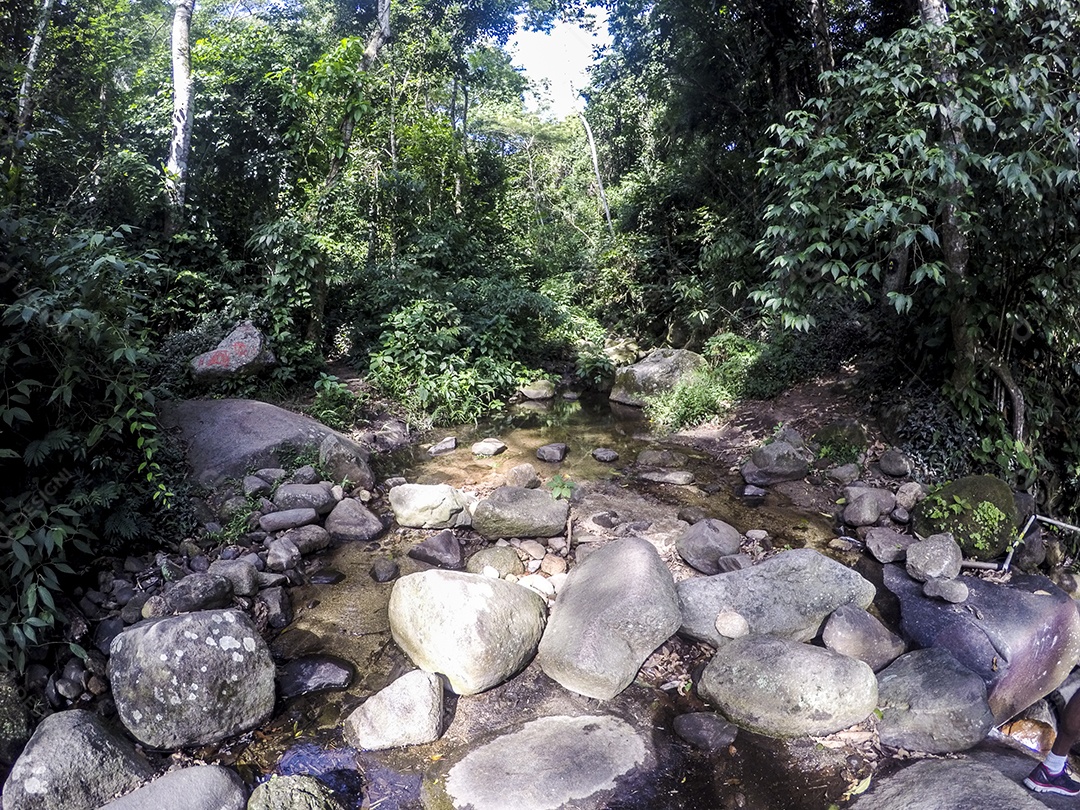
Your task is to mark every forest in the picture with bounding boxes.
[1,0,1078,671]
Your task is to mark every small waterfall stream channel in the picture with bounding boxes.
[216,393,882,810]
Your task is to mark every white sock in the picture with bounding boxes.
[1045,752,1068,774]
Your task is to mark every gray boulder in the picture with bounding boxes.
[672,713,739,753]
[319,433,374,490]
[439,715,647,810]
[259,508,319,534]
[156,572,232,614]
[247,775,344,810]
[675,518,743,575]
[843,488,896,527]
[821,604,906,673]
[678,548,876,648]
[864,527,916,564]
[883,564,1080,721]
[407,529,464,569]
[272,483,336,515]
[879,447,913,477]
[324,498,384,543]
[849,757,1047,810]
[281,524,331,555]
[96,765,247,810]
[388,570,547,695]
[207,558,260,597]
[2,709,154,810]
[537,537,681,700]
[189,321,275,380]
[472,487,569,540]
[519,380,556,400]
[109,609,275,748]
[610,348,707,407]
[740,440,809,486]
[536,443,568,463]
[906,533,963,582]
[698,636,877,738]
[465,546,525,578]
[876,648,996,753]
[342,669,443,750]
[388,484,475,529]
[159,398,364,487]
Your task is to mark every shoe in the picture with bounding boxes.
[1025,762,1080,796]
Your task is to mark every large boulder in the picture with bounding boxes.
[438,715,648,810]
[697,636,878,738]
[537,537,682,700]
[883,564,1080,721]
[740,441,810,486]
[849,757,1048,810]
[911,475,1018,561]
[675,519,743,575]
[875,648,996,753]
[248,775,344,810]
[388,570,547,695]
[109,609,275,748]
[821,604,905,673]
[2,709,154,810]
[160,399,370,487]
[677,548,876,648]
[471,487,569,540]
[189,321,275,380]
[324,498,384,543]
[319,433,375,490]
[388,484,475,529]
[609,349,707,408]
[96,765,247,810]
[343,669,443,750]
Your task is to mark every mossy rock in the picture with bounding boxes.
[912,475,1018,561]
[811,420,868,465]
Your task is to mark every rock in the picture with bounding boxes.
[259,508,319,534]
[266,538,301,573]
[319,433,375,490]
[96,765,247,810]
[905,533,963,582]
[698,635,877,738]
[678,548,876,648]
[536,443,568,463]
[388,570,547,695]
[109,609,275,748]
[864,527,917,564]
[519,380,556,400]
[465,546,524,578]
[843,488,896,528]
[159,399,363,487]
[537,537,682,700]
[281,524,331,555]
[2,709,154,810]
[812,420,867,454]
[821,604,905,672]
[672,713,739,753]
[911,475,1018,561]
[639,469,695,485]
[675,518,743,575]
[540,554,566,575]
[883,564,1080,721]
[505,463,540,489]
[895,481,928,511]
[408,529,464,569]
[472,487,569,539]
[190,321,275,380]
[714,554,753,572]
[518,573,556,599]
[278,654,355,702]
[714,609,750,639]
[592,448,618,463]
[875,648,996,753]
[428,437,457,456]
[324,498,384,542]
[741,440,809,486]
[289,465,320,485]
[636,449,688,467]
[343,669,443,750]
[157,572,233,614]
[879,447,913,477]
[248,774,344,810]
[257,585,292,629]
[208,558,260,597]
[243,475,272,497]
[273,483,336,515]
[388,484,475,529]
[849,757,1047,810]
[610,348,707,408]
[370,558,399,582]
[826,463,860,485]
[924,576,969,603]
[471,438,507,456]
[439,715,647,810]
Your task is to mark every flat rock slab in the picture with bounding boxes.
[97,765,246,810]
[437,715,647,810]
[161,399,367,487]
[849,756,1047,810]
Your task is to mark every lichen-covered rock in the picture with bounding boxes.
[109,609,275,748]
[912,476,1018,561]
[609,348,707,407]
[248,774,344,810]
[389,484,475,529]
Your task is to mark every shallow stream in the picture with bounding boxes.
[221,395,865,809]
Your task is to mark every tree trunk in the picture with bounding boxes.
[15,0,55,140]
[808,0,835,90]
[164,0,195,235]
[919,0,976,392]
[578,111,614,237]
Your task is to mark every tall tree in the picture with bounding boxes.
[164,0,194,233]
